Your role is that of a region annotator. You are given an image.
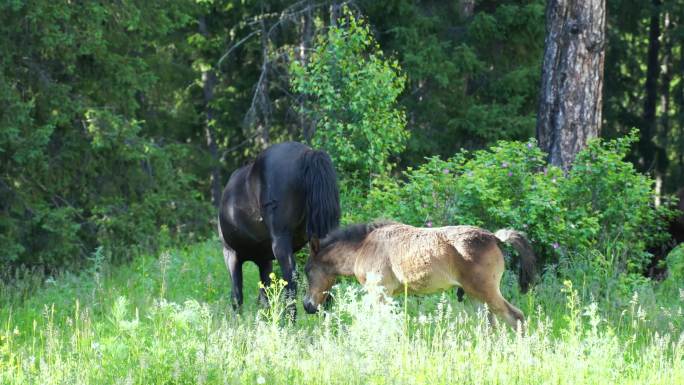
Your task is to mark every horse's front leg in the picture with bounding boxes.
[271,234,297,320]
[223,246,243,310]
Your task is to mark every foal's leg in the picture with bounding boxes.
[256,259,273,307]
[223,246,244,310]
[456,287,465,302]
[271,234,297,319]
[481,292,525,331]
[463,283,525,331]
[459,271,525,330]
[491,295,525,331]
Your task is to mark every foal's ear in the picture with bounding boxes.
[310,237,320,256]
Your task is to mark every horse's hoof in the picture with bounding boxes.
[231,300,243,313]
[457,287,465,302]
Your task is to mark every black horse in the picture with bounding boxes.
[218,142,340,314]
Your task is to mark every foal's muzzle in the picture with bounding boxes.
[303,297,319,314]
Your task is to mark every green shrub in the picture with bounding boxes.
[350,132,675,295]
[0,2,212,272]
[1,109,212,271]
[290,6,408,185]
[661,244,684,292]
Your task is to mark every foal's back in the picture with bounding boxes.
[355,224,502,295]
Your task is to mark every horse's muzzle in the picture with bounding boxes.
[303,297,319,314]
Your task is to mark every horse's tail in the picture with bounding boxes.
[494,229,536,293]
[301,149,340,242]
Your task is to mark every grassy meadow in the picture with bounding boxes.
[1,240,683,385]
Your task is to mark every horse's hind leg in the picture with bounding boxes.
[458,266,524,330]
[482,292,525,331]
[464,287,524,330]
[503,300,525,331]
[458,246,525,331]
[271,234,297,319]
[256,258,273,307]
[223,246,244,310]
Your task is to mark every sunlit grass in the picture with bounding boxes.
[1,240,682,384]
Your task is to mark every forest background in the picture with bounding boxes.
[1,0,683,273]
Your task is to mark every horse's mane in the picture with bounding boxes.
[320,221,394,250]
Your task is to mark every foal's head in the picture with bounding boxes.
[303,221,392,313]
[302,247,337,314]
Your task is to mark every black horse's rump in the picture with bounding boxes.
[218,141,340,313]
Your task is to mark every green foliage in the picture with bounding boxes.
[604,0,684,191]
[361,0,546,166]
[661,244,684,292]
[291,8,409,182]
[0,1,211,270]
[354,132,675,296]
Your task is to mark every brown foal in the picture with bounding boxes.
[303,222,536,330]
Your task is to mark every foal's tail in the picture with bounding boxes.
[301,149,341,241]
[494,229,536,293]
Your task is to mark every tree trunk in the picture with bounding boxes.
[659,11,670,140]
[329,3,341,26]
[199,14,222,208]
[258,11,271,148]
[458,0,474,19]
[536,0,606,170]
[679,38,684,186]
[656,10,671,205]
[640,0,661,176]
[300,1,315,141]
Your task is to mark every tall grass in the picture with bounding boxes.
[1,241,682,384]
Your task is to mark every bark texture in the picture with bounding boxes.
[536,0,606,170]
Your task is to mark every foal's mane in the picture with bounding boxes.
[320,221,394,250]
